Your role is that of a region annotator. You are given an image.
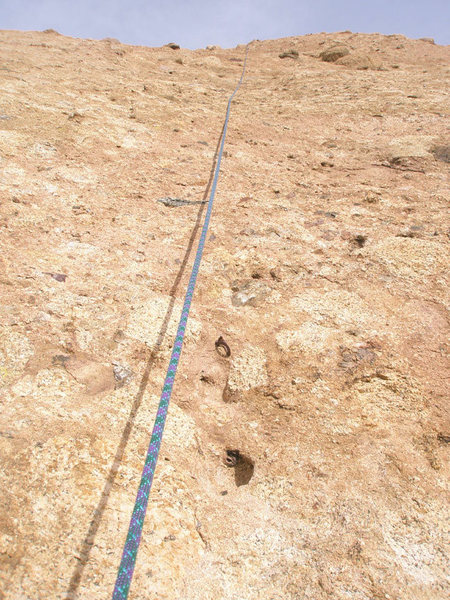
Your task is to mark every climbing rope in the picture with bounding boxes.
[112,46,249,599]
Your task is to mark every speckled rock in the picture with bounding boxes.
[0,29,449,600]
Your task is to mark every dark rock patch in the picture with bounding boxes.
[157,197,206,207]
[319,45,350,62]
[431,145,450,164]
[279,50,299,59]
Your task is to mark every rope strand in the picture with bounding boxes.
[112,45,249,600]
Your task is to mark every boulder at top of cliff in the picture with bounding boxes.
[319,44,350,62]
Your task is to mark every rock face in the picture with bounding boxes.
[0,29,449,600]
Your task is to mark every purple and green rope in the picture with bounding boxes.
[112,46,248,600]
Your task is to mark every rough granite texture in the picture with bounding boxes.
[0,29,449,600]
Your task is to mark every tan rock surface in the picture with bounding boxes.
[0,29,449,600]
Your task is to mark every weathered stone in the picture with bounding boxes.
[112,362,134,388]
[319,44,350,62]
[279,50,299,59]
[231,280,271,306]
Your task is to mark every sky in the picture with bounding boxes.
[0,0,448,48]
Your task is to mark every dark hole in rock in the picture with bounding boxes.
[52,354,70,366]
[224,449,254,486]
[354,234,367,247]
[200,372,214,384]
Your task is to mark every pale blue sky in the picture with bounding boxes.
[0,0,448,48]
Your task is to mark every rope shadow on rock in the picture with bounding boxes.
[65,121,226,600]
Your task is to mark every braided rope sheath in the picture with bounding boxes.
[112,47,248,600]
